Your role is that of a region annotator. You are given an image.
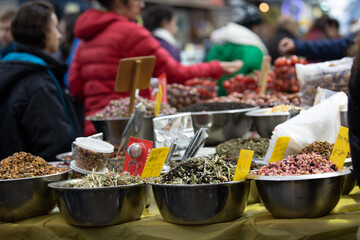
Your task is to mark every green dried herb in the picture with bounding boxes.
[157,155,237,185]
[216,137,269,158]
[65,171,145,188]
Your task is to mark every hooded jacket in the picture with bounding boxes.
[69,9,223,136]
[205,22,267,96]
[0,43,82,161]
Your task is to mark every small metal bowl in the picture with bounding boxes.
[88,117,154,144]
[151,180,250,225]
[56,152,73,164]
[245,108,289,138]
[0,169,70,222]
[190,106,258,145]
[248,169,351,218]
[48,179,147,227]
[340,110,348,128]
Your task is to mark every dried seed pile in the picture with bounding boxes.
[76,147,108,171]
[298,141,351,159]
[157,155,237,185]
[0,152,66,180]
[216,137,269,158]
[253,153,338,176]
[65,172,145,188]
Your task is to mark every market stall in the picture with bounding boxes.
[0,187,359,240]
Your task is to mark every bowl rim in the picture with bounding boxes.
[247,168,351,181]
[245,108,290,117]
[0,168,71,182]
[187,106,259,116]
[56,151,73,161]
[86,115,163,121]
[150,179,249,188]
[48,178,146,190]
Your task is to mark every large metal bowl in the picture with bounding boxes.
[340,110,348,128]
[190,106,258,146]
[343,159,356,194]
[248,169,351,218]
[48,179,147,227]
[245,108,289,138]
[88,117,154,145]
[0,170,70,222]
[151,180,250,225]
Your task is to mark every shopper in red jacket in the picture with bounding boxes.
[69,0,243,136]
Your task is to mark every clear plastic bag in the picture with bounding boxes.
[264,92,348,162]
[296,57,352,106]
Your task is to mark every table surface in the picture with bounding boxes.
[1,187,360,240]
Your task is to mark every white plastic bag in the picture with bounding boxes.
[264,92,348,162]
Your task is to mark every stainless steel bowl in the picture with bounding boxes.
[343,159,356,194]
[248,169,351,218]
[0,170,70,222]
[88,117,154,145]
[151,180,250,225]
[56,152,73,164]
[248,159,267,204]
[340,110,348,128]
[190,107,258,146]
[246,108,289,138]
[48,179,147,227]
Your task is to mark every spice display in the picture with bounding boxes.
[107,149,126,172]
[167,83,199,109]
[269,104,304,113]
[298,141,351,159]
[0,152,66,180]
[253,153,338,176]
[178,102,253,112]
[65,172,145,188]
[207,91,300,107]
[216,137,269,158]
[157,155,237,184]
[90,96,176,119]
[76,146,109,171]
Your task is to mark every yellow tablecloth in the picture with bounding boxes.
[1,187,360,240]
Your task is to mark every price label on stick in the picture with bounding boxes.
[330,126,350,169]
[141,147,170,179]
[154,85,163,117]
[269,136,290,163]
[233,149,254,181]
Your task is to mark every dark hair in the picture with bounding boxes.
[0,10,16,22]
[143,5,174,32]
[97,0,129,9]
[11,1,54,50]
[232,3,263,29]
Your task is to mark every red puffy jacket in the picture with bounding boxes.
[69,9,224,136]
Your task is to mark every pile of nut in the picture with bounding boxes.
[298,141,334,160]
[253,153,338,176]
[167,83,199,109]
[0,152,66,180]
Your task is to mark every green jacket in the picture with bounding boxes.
[206,43,264,96]
[205,22,267,96]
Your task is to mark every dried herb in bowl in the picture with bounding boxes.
[65,171,145,188]
[0,152,66,180]
[298,141,351,160]
[216,137,269,159]
[157,155,237,185]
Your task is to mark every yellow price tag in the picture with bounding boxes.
[141,147,170,179]
[154,85,163,117]
[330,126,350,169]
[233,149,254,181]
[269,136,290,163]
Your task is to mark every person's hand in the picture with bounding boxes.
[220,60,243,75]
[278,37,295,56]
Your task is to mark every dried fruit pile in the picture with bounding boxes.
[91,96,176,119]
[298,141,334,160]
[253,153,338,176]
[216,137,269,159]
[157,155,237,184]
[0,152,66,180]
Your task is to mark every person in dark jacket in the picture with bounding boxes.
[278,33,356,61]
[265,16,298,64]
[0,1,82,161]
[143,5,181,62]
